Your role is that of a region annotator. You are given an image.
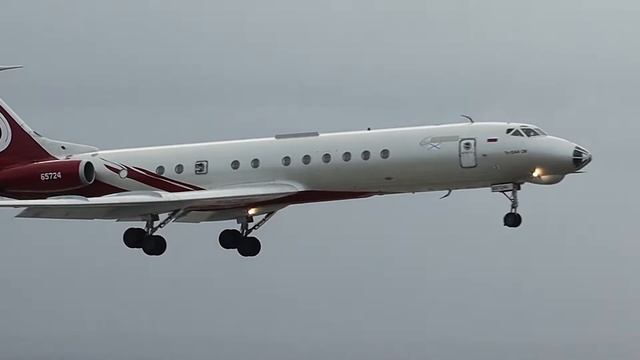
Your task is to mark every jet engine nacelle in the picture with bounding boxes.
[0,160,95,193]
[528,174,565,185]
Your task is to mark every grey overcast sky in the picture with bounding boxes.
[0,0,637,359]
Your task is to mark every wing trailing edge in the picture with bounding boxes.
[0,182,301,220]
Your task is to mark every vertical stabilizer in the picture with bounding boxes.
[0,99,56,168]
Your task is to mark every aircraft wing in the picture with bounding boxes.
[0,182,299,220]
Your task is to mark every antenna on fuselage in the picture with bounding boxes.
[461,114,474,123]
[0,65,23,73]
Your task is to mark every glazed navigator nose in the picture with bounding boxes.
[573,145,592,170]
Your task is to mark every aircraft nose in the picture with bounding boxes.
[572,145,592,171]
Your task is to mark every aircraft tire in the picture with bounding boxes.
[237,236,261,257]
[143,235,167,256]
[123,227,146,249]
[219,229,242,249]
[503,213,522,228]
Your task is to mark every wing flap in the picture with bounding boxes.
[1,183,299,220]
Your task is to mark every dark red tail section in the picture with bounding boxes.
[0,99,56,169]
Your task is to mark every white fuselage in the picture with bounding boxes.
[74,122,584,203]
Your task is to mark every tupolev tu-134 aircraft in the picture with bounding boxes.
[0,67,591,257]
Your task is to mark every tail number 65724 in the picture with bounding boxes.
[41,172,62,181]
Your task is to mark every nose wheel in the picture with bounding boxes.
[503,212,522,228]
[493,183,523,228]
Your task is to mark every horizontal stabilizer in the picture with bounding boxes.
[0,65,23,72]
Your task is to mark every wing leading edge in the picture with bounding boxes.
[0,183,300,220]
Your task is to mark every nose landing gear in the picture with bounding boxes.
[493,183,523,228]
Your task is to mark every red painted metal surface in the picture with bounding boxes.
[0,160,93,193]
[0,103,55,168]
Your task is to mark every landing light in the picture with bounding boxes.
[532,168,542,178]
[248,208,258,216]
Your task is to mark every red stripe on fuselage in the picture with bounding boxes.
[104,164,193,192]
[123,166,198,192]
[133,166,203,191]
[105,164,122,174]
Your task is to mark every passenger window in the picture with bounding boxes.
[251,158,260,168]
[380,149,390,159]
[511,129,524,137]
[155,165,165,175]
[231,160,240,170]
[342,152,351,162]
[322,153,331,163]
[302,155,311,165]
[282,156,291,166]
[175,164,184,174]
[361,150,371,160]
[195,161,208,175]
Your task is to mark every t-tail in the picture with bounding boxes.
[0,98,98,167]
[0,98,99,195]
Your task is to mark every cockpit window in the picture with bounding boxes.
[509,126,547,137]
[521,128,539,137]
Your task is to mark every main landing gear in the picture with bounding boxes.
[122,210,184,256]
[492,183,523,228]
[121,210,276,257]
[218,212,276,257]
[123,227,166,256]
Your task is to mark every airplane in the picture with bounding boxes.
[0,70,592,257]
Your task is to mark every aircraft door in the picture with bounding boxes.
[459,138,477,168]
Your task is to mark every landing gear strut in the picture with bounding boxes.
[122,210,184,256]
[218,212,276,257]
[493,183,523,228]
